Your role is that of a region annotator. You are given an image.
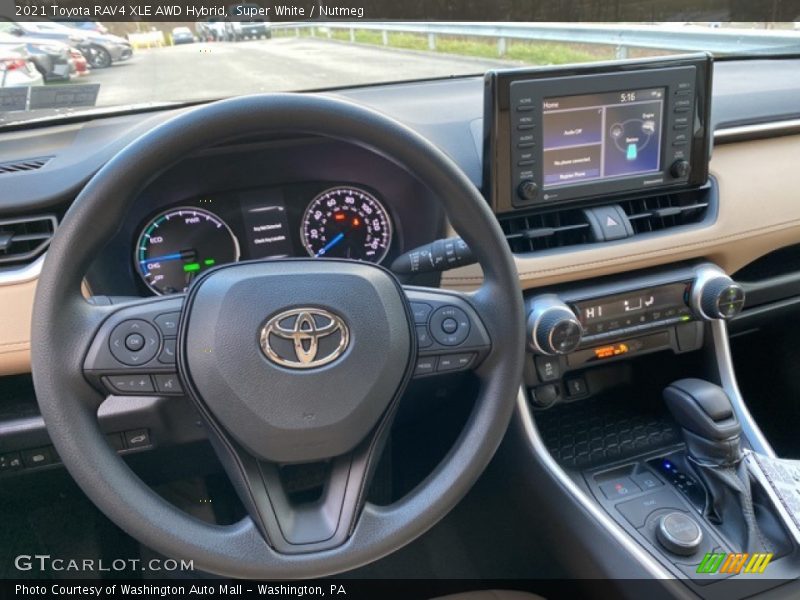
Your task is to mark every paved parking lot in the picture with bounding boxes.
[87,37,513,107]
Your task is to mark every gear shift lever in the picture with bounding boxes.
[664,378,772,553]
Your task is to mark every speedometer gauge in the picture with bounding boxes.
[135,207,240,295]
[301,187,392,263]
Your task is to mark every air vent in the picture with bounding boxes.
[501,188,712,254]
[0,156,53,176]
[0,215,57,266]
[499,207,591,254]
[619,193,709,235]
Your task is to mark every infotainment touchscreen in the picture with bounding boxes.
[483,54,712,214]
[542,87,665,188]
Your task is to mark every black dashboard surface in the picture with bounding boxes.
[1,58,799,220]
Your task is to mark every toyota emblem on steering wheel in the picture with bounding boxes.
[260,308,350,369]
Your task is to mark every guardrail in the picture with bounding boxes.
[271,21,800,59]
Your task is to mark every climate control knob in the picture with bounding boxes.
[691,270,746,320]
[528,297,583,355]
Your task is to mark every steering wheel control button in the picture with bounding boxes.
[414,356,437,376]
[441,318,459,334]
[430,305,470,346]
[409,302,432,324]
[109,319,160,366]
[599,476,641,499]
[158,338,177,363]
[104,375,155,395]
[124,333,145,352]
[437,353,475,372]
[154,373,183,395]
[154,312,180,336]
[656,511,703,556]
[416,326,433,348]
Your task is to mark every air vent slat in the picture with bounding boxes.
[0,156,53,176]
[0,215,58,266]
[499,207,592,254]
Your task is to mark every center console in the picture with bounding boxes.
[482,54,800,595]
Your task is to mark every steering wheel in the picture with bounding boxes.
[31,94,526,578]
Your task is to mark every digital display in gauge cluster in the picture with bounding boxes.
[134,184,395,295]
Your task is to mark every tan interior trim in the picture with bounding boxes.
[442,133,800,291]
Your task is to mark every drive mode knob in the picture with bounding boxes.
[692,271,746,320]
[656,512,703,556]
[528,298,582,355]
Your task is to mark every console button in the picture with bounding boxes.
[566,376,588,398]
[0,452,22,472]
[154,312,180,336]
[585,205,632,241]
[153,373,183,394]
[534,355,560,382]
[109,320,160,366]
[105,375,155,395]
[437,353,475,372]
[124,429,151,448]
[616,489,685,527]
[632,471,663,491]
[599,477,641,500]
[430,306,470,346]
[22,447,53,468]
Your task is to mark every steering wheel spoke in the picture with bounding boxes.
[82,295,186,398]
[210,426,383,554]
[403,286,492,379]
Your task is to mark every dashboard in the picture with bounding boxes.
[1,57,800,376]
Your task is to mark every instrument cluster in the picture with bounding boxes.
[135,183,395,295]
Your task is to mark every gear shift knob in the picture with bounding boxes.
[663,378,742,465]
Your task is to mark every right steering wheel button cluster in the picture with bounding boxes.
[406,289,491,378]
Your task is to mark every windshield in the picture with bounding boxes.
[1,17,799,126]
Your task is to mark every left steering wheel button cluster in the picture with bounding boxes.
[109,319,160,365]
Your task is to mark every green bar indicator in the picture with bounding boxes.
[183,262,201,273]
[681,315,691,321]
[204,258,216,266]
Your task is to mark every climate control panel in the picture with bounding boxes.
[527,264,744,358]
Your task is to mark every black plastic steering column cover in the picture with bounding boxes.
[30,93,526,578]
